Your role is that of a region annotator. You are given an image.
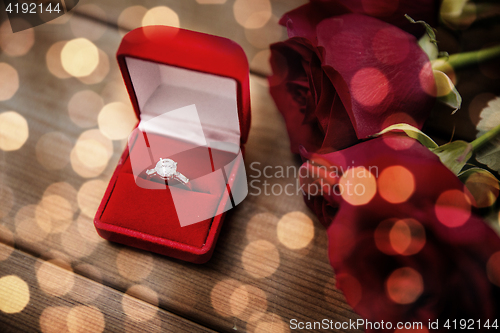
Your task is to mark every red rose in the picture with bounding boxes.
[299,135,500,330]
[269,13,436,153]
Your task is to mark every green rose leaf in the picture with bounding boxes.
[374,123,438,148]
[431,140,472,174]
[475,97,500,171]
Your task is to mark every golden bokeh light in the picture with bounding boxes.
[233,0,272,29]
[77,179,108,218]
[118,6,148,35]
[251,313,289,333]
[386,267,424,304]
[0,225,15,261]
[61,38,100,78]
[122,285,159,322]
[43,182,79,214]
[67,306,105,333]
[40,307,71,333]
[241,240,280,278]
[77,49,110,85]
[377,165,415,204]
[0,19,35,57]
[46,41,71,79]
[76,213,103,243]
[0,275,30,314]
[246,212,279,243]
[244,15,282,49]
[37,259,75,297]
[70,264,103,304]
[250,50,272,77]
[15,205,49,243]
[0,184,14,219]
[277,211,314,250]
[435,189,471,228]
[351,67,389,107]
[71,129,113,178]
[36,132,72,170]
[39,194,74,227]
[388,219,426,256]
[142,6,180,28]
[98,102,137,140]
[211,279,243,317]
[61,225,97,259]
[339,166,377,206]
[74,139,110,169]
[70,4,107,41]
[487,251,500,287]
[0,111,28,151]
[230,284,267,322]
[116,248,154,282]
[197,0,227,4]
[101,79,130,104]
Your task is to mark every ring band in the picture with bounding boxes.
[145,158,190,188]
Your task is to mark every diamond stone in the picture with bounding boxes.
[155,158,177,178]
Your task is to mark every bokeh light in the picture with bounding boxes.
[230,285,267,322]
[40,307,71,333]
[15,205,49,243]
[98,102,137,140]
[67,306,105,333]
[0,184,14,219]
[233,0,272,29]
[36,132,72,170]
[339,166,377,206]
[386,267,424,304]
[335,273,362,308]
[377,165,415,204]
[46,41,71,78]
[246,212,279,243]
[70,264,103,304]
[77,179,108,218]
[39,194,73,229]
[142,6,180,28]
[0,225,14,261]
[69,4,107,41]
[277,211,314,250]
[375,218,426,256]
[37,259,75,297]
[251,313,288,333]
[61,225,97,259]
[241,240,280,278]
[211,279,242,317]
[118,6,148,35]
[435,189,471,228]
[351,68,389,107]
[77,49,110,85]
[0,275,30,313]
[116,248,154,282]
[250,50,272,76]
[197,0,227,3]
[0,19,35,56]
[372,26,410,65]
[244,15,282,49]
[76,213,103,244]
[0,111,28,151]
[71,130,113,178]
[61,38,99,78]
[122,285,159,322]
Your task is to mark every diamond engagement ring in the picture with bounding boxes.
[146,158,190,186]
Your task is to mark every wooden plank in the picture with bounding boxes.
[0,245,217,332]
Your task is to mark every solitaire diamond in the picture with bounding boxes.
[155,158,177,178]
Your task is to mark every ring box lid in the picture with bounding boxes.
[116,25,251,146]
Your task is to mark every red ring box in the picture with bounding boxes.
[93,26,251,263]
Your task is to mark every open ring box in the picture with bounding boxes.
[94,26,251,263]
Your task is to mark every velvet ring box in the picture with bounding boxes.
[94,26,251,263]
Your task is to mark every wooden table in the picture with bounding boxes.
[1,1,499,332]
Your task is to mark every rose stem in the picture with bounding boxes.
[432,44,500,72]
[470,122,500,152]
